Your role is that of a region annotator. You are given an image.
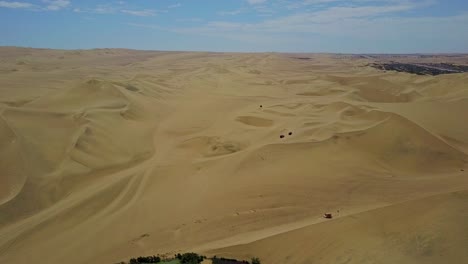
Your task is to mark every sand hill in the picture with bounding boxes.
[0,47,467,264]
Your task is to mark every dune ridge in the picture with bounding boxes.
[208,190,468,264]
[0,48,467,264]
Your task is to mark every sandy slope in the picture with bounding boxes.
[0,48,467,264]
[209,190,468,264]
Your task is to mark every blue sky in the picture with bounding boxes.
[0,0,467,53]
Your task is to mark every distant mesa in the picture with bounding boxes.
[371,62,468,75]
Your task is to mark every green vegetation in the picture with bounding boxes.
[251,257,261,264]
[163,259,180,264]
[129,255,161,263]
[212,256,249,264]
[125,252,259,264]
[126,257,180,264]
[159,260,180,264]
[176,252,206,264]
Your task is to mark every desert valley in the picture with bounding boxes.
[0,47,468,264]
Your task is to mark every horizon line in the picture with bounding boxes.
[2,46,468,56]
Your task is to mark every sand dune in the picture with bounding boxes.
[209,190,468,264]
[0,47,467,264]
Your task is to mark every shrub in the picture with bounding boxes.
[176,252,205,264]
[129,255,161,263]
[251,257,261,264]
[212,256,249,264]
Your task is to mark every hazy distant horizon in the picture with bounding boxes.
[1,0,468,53]
[3,45,468,55]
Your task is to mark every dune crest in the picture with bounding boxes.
[0,48,467,264]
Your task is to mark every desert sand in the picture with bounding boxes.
[0,47,467,264]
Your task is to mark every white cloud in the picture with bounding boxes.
[220,3,274,16]
[217,12,465,51]
[70,4,164,16]
[42,0,70,11]
[121,9,156,16]
[127,22,165,30]
[0,0,72,11]
[0,1,34,8]
[252,4,275,14]
[91,5,116,14]
[125,0,467,52]
[282,0,428,10]
[202,3,418,34]
[176,18,203,22]
[168,3,181,8]
[219,8,244,16]
[247,0,267,5]
[169,13,467,52]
